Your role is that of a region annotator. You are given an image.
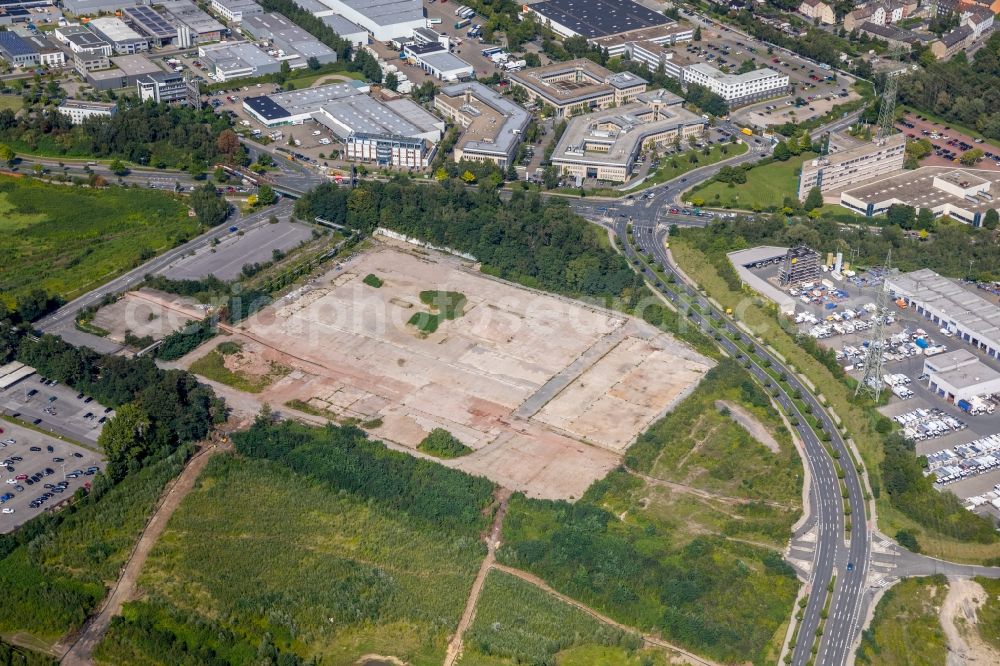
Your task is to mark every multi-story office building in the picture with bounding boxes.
[433,81,531,168]
[86,17,149,54]
[210,0,263,23]
[58,99,118,124]
[509,59,647,118]
[797,133,905,199]
[682,63,789,107]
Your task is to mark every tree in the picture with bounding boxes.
[385,71,399,91]
[214,166,229,183]
[803,186,824,211]
[257,183,277,206]
[960,148,984,166]
[916,207,935,230]
[0,143,14,166]
[984,208,999,230]
[886,203,916,229]
[16,288,55,322]
[190,182,229,226]
[109,158,128,176]
[773,140,791,161]
[307,56,321,70]
[694,26,702,41]
[97,402,151,480]
[216,129,240,159]
[461,170,477,184]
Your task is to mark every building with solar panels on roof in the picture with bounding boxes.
[243,82,444,168]
[124,5,179,47]
[0,30,38,67]
[523,0,672,40]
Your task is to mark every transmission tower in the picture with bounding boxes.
[856,251,893,402]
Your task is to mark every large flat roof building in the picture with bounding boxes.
[320,13,367,47]
[62,0,143,15]
[923,349,1000,402]
[198,40,281,81]
[86,17,149,54]
[403,42,472,81]
[243,82,443,168]
[798,133,906,200]
[890,268,1000,361]
[55,24,112,55]
[123,5,179,47]
[161,0,226,47]
[550,88,705,184]
[0,30,37,66]
[839,166,1000,226]
[243,12,337,67]
[589,23,695,57]
[524,0,671,39]
[433,81,531,168]
[312,0,425,41]
[85,53,164,90]
[682,63,788,108]
[509,59,647,118]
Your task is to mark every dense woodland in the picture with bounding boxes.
[0,103,238,170]
[898,32,1000,141]
[15,334,225,479]
[0,641,53,666]
[233,417,495,534]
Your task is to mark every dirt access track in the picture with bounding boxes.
[206,242,713,499]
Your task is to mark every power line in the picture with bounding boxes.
[856,250,893,401]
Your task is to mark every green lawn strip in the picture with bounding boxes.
[855,576,948,666]
[626,142,749,193]
[458,569,639,665]
[417,428,472,459]
[134,453,487,664]
[685,152,817,211]
[0,176,195,307]
[0,96,23,112]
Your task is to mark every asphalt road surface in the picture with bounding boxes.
[36,202,294,343]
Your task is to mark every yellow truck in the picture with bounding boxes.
[741,128,753,136]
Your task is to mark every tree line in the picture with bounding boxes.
[0,103,238,172]
[233,417,495,534]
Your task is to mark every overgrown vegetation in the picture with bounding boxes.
[418,428,473,459]
[856,576,948,665]
[669,225,1000,559]
[0,447,194,641]
[362,273,383,288]
[0,175,194,307]
[461,570,640,664]
[132,452,487,663]
[155,319,217,361]
[409,290,467,334]
[189,342,289,394]
[0,641,54,666]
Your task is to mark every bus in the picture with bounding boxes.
[741,127,753,136]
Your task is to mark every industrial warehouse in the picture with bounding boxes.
[549,89,705,183]
[524,0,673,39]
[889,268,1000,362]
[432,81,530,168]
[243,83,443,167]
[839,167,1000,225]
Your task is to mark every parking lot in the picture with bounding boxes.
[0,420,105,533]
[0,375,112,446]
[897,112,1000,171]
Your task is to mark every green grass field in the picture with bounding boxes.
[0,96,23,112]
[136,455,485,665]
[457,570,639,665]
[974,577,1000,652]
[856,577,948,665]
[0,176,195,306]
[628,142,749,193]
[685,153,816,211]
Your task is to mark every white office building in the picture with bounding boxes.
[210,0,263,23]
[683,63,789,107]
[58,99,118,124]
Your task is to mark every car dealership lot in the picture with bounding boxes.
[0,419,105,533]
[0,376,112,445]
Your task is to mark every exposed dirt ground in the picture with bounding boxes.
[940,577,1000,666]
[196,241,712,499]
[91,288,208,344]
[715,399,781,454]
